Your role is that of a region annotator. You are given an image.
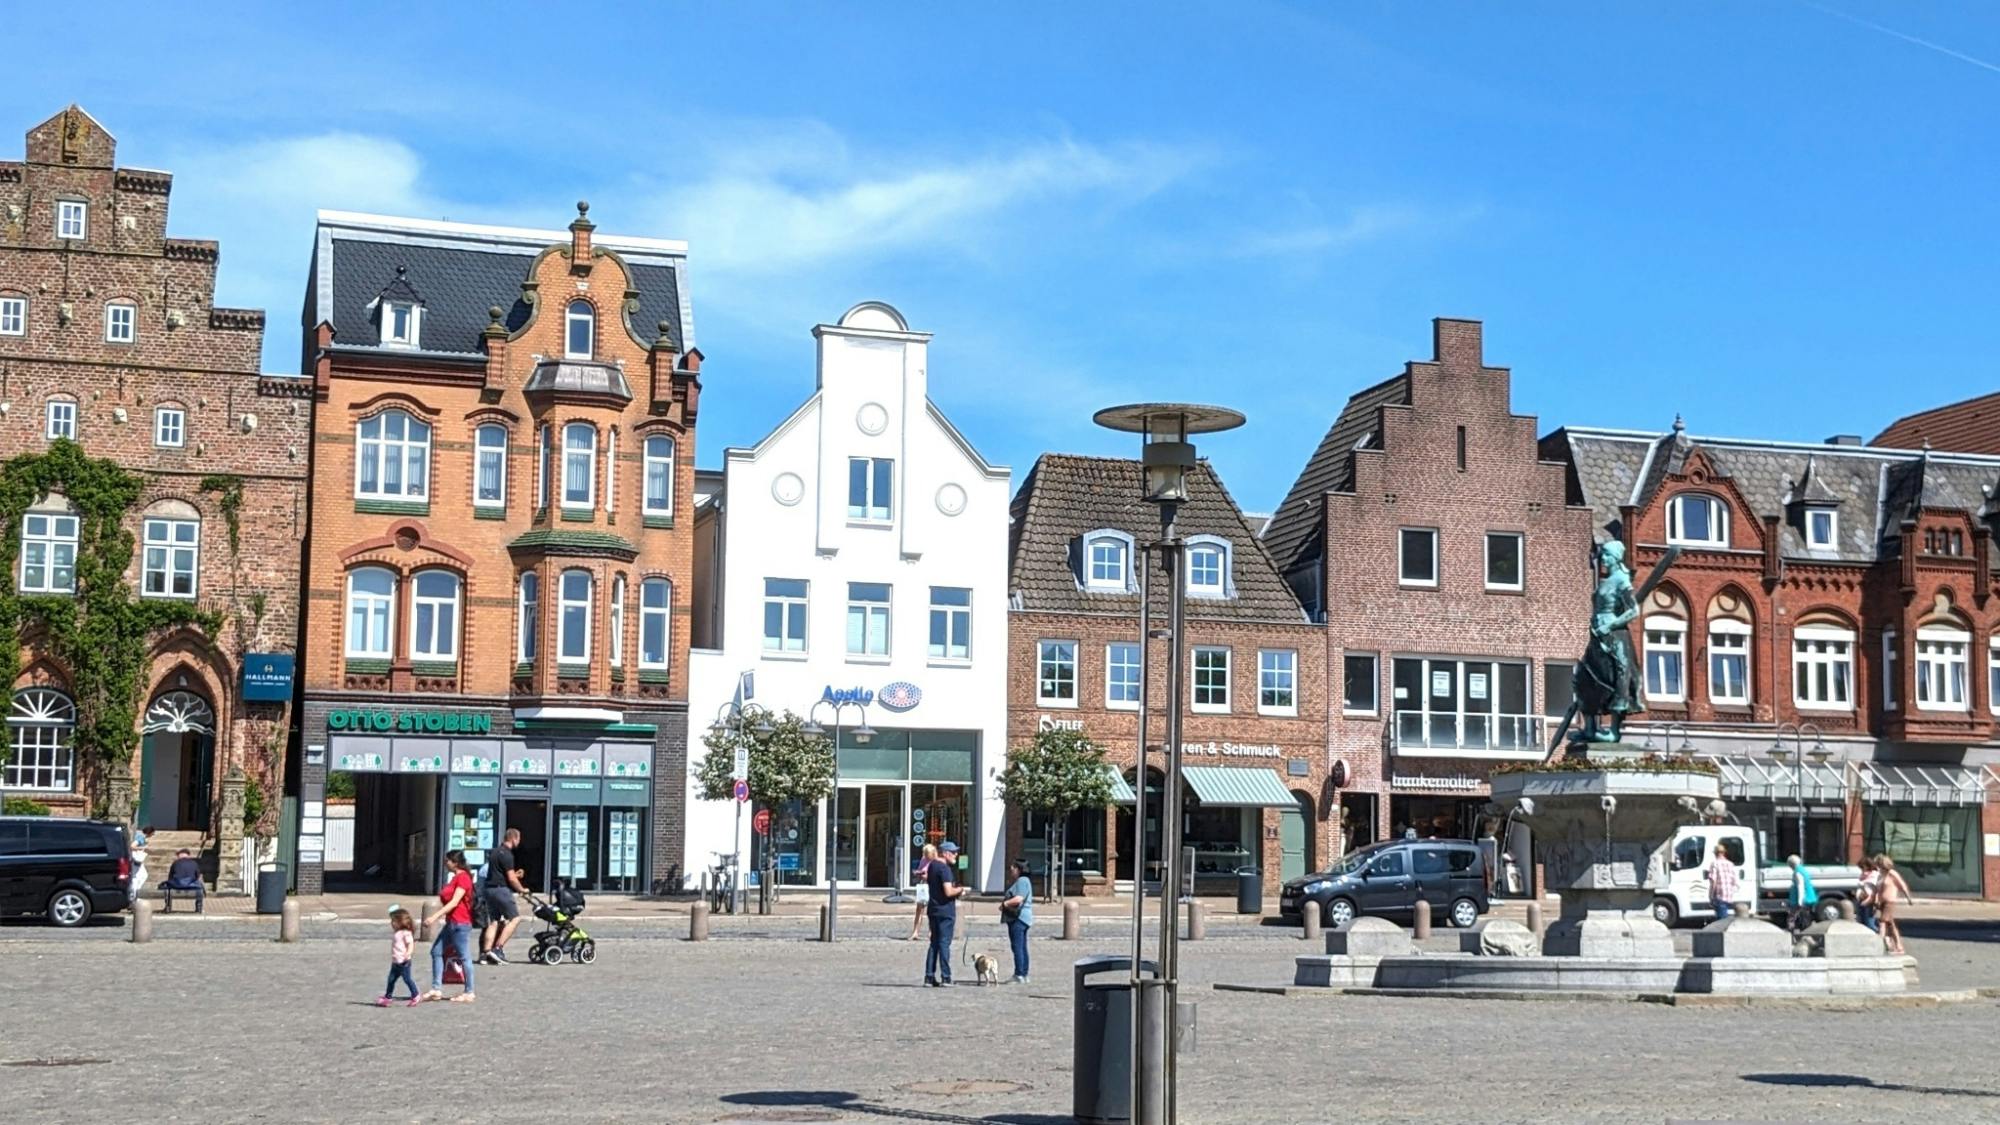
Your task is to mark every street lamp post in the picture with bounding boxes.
[802,700,874,942]
[708,701,775,914]
[1094,402,1244,1125]
[1769,721,1827,864]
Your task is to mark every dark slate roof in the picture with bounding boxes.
[1260,373,1409,575]
[1552,426,2000,568]
[311,213,688,358]
[1008,454,1309,622]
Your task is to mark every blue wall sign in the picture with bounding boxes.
[821,685,874,706]
[242,654,295,702]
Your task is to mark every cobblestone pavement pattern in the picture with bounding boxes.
[6,916,2000,1123]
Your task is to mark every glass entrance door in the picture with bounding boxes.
[832,787,862,886]
[863,785,904,888]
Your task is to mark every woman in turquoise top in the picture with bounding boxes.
[1000,858,1034,985]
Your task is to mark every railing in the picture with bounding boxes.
[1393,711,1545,758]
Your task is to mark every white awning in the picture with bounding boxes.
[1106,766,1136,805]
[1702,755,1851,803]
[1182,765,1297,808]
[1859,764,1989,807]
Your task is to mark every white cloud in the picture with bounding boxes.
[1232,201,1487,259]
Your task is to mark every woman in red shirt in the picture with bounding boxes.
[421,849,477,1003]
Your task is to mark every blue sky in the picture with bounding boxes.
[7,2,1997,512]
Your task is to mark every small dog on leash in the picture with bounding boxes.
[971,953,1001,985]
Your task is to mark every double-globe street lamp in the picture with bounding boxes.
[1769,721,1828,867]
[1094,401,1244,1125]
[802,698,875,942]
[708,700,774,913]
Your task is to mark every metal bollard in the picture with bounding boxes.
[1302,905,1322,942]
[1186,900,1205,942]
[1062,899,1080,941]
[689,901,710,941]
[1525,901,1544,936]
[1412,898,1432,941]
[278,898,301,943]
[818,904,832,942]
[130,898,153,943]
[1837,898,1855,922]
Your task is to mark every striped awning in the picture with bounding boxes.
[1182,765,1296,808]
[1859,764,1989,807]
[1703,756,1852,803]
[1106,766,1136,805]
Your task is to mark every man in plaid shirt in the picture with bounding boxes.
[1705,843,1740,922]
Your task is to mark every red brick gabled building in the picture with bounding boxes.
[1546,421,2000,898]
[1263,319,1592,864]
[0,105,308,892]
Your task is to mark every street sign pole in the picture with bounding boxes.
[732,748,750,915]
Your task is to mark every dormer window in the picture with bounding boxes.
[1082,530,1132,591]
[382,302,419,348]
[1805,508,1838,551]
[565,300,594,359]
[1185,536,1231,598]
[1666,493,1728,548]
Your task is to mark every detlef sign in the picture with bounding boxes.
[242,654,295,702]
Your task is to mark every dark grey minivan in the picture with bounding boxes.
[1279,839,1488,930]
[0,816,132,926]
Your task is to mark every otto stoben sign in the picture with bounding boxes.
[326,709,494,735]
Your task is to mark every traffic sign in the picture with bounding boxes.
[733,779,750,803]
[753,808,773,836]
[732,746,749,782]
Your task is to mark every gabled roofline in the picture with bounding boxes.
[316,209,688,255]
[927,399,1009,480]
[1558,425,2000,468]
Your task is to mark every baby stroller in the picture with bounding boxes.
[525,880,595,965]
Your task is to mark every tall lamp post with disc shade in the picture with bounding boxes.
[1094,402,1244,1125]
[708,700,774,914]
[802,699,874,941]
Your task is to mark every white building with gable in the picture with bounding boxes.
[688,302,1011,892]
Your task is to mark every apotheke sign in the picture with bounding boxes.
[327,709,494,735]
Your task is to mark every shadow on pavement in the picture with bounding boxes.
[1744,1073,2000,1100]
[0,915,124,930]
[1901,919,2000,945]
[719,1090,1071,1124]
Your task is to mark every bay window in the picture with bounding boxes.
[1915,625,1970,711]
[1392,656,1535,754]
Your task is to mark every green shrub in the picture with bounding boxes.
[3,796,52,816]
[325,770,356,800]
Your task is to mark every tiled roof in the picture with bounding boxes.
[1873,391,2000,455]
[1260,373,1410,576]
[1008,454,1309,622]
[506,529,639,560]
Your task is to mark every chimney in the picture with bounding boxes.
[1824,434,1863,447]
[569,201,594,274]
[1432,317,1483,369]
[482,306,508,394]
[648,320,678,412]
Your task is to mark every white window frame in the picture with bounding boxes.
[474,424,507,508]
[381,301,420,348]
[104,301,135,344]
[1037,640,1078,708]
[1884,630,1899,712]
[561,422,597,510]
[847,456,893,522]
[643,435,675,518]
[0,295,25,336]
[409,570,460,661]
[1707,619,1752,706]
[1192,646,1232,713]
[1185,537,1229,598]
[517,573,540,663]
[1666,493,1730,548]
[565,300,594,359]
[557,569,593,666]
[1399,527,1439,588]
[845,582,891,659]
[140,517,199,600]
[19,511,78,594]
[536,425,552,509]
[1791,623,1855,710]
[56,200,86,240]
[1642,615,1687,704]
[345,568,395,659]
[3,688,76,792]
[1258,649,1297,716]
[1988,636,1999,716]
[608,574,625,669]
[1105,641,1141,711]
[153,405,185,449]
[1915,625,1971,712]
[927,586,971,663]
[1484,531,1525,592]
[1805,507,1838,551]
[1343,652,1380,716]
[641,577,673,671]
[762,578,809,655]
[1084,532,1131,592]
[604,429,617,514]
[354,410,431,500]
[45,399,75,442]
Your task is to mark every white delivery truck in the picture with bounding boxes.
[1650,824,1860,928]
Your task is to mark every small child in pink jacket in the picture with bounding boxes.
[379,907,420,1006]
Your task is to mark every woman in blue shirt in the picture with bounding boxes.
[1000,858,1035,985]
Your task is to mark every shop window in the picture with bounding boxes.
[558,569,593,665]
[1393,656,1533,752]
[1643,615,1686,703]
[1343,652,1379,715]
[640,577,671,670]
[474,424,507,508]
[565,299,594,359]
[927,586,970,662]
[1865,804,1979,895]
[1024,808,1106,879]
[1106,641,1140,709]
[1792,623,1854,709]
[845,582,891,657]
[346,567,395,658]
[1038,640,1077,706]
[355,410,430,500]
[1667,493,1729,547]
[410,570,460,660]
[763,578,808,653]
[1708,620,1751,705]
[643,435,675,518]
[847,457,893,522]
[2,688,75,792]
[1192,646,1230,713]
[140,517,199,599]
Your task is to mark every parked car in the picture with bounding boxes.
[1280,839,1489,929]
[0,816,132,926]
[1652,824,1859,927]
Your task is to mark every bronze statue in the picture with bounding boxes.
[1550,541,1680,752]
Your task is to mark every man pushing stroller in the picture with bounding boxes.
[480,828,529,965]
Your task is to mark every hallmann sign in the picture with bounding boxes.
[326,709,494,735]
[1031,716,1280,758]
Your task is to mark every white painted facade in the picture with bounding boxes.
[688,302,1012,891]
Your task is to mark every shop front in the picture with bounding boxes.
[1110,758,1317,892]
[1860,764,1992,896]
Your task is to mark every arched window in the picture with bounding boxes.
[355,410,430,500]
[474,424,507,508]
[1185,536,1231,597]
[518,572,540,663]
[563,423,597,510]
[1793,618,1856,709]
[640,577,671,670]
[141,512,200,599]
[3,687,76,792]
[346,568,395,658]
[609,574,626,668]
[643,435,675,518]
[1666,493,1728,548]
[410,570,461,661]
[1081,529,1133,592]
[1708,618,1752,705]
[1642,614,1686,703]
[565,300,594,359]
[558,569,592,664]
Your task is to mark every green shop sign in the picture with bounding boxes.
[326,709,494,735]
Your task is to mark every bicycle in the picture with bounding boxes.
[706,851,738,914]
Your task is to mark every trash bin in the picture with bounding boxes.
[255,864,287,915]
[1236,867,1262,914]
[1073,954,1158,1124]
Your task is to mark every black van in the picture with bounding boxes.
[0,816,132,926]
[1279,838,1488,930]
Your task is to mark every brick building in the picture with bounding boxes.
[1546,421,2000,900]
[1262,319,1592,872]
[1873,391,2000,455]
[0,105,308,892]
[296,205,700,895]
[1006,454,1329,898]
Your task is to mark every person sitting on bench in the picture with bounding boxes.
[159,849,205,912]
